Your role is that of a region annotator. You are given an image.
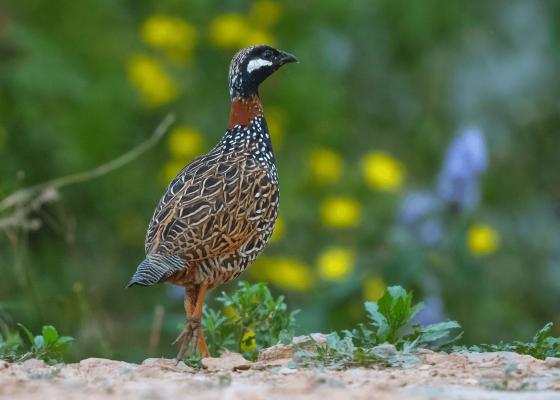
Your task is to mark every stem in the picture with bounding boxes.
[0,113,176,214]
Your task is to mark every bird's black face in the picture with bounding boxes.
[244,46,298,86]
[229,45,298,99]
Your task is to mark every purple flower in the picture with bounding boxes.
[412,295,445,326]
[398,191,443,246]
[399,192,441,224]
[418,220,444,246]
[437,126,488,211]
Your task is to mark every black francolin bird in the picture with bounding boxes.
[127,45,298,361]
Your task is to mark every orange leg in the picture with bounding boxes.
[184,285,210,357]
[174,284,209,361]
[194,284,209,357]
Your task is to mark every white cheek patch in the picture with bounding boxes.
[247,58,273,73]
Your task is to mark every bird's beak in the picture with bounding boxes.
[278,50,299,65]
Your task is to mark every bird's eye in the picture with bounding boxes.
[263,49,274,59]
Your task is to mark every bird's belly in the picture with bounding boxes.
[195,213,277,288]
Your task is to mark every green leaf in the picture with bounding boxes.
[278,329,293,345]
[17,323,35,347]
[386,286,407,301]
[534,322,553,346]
[416,320,463,350]
[421,321,462,342]
[41,325,59,346]
[57,336,75,347]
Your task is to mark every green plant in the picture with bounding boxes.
[351,286,462,352]
[202,308,236,356]
[185,281,298,363]
[458,322,560,360]
[0,324,74,365]
[297,286,462,369]
[295,332,384,369]
[0,330,24,362]
[18,324,75,364]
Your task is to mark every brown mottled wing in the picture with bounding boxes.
[145,151,278,263]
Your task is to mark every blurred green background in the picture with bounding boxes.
[1,0,559,362]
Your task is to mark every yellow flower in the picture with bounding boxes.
[209,14,251,49]
[253,257,314,291]
[223,305,236,318]
[309,148,343,184]
[127,54,178,107]
[161,160,185,184]
[467,223,500,256]
[266,107,286,147]
[320,197,361,228]
[140,16,197,62]
[209,13,276,49]
[240,28,276,47]
[271,216,285,242]
[363,276,386,301]
[318,247,355,281]
[361,151,404,192]
[240,329,256,352]
[250,0,283,28]
[168,126,204,161]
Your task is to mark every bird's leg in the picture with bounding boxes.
[183,293,210,358]
[193,284,209,358]
[197,326,210,358]
[173,284,208,362]
[173,288,196,362]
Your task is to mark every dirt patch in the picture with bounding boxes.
[2,349,560,399]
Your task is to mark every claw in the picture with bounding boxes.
[173,318,201,363]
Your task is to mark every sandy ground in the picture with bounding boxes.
[2,346,560,400]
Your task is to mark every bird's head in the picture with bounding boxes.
[228,45,298,99]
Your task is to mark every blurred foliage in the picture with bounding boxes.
[0,0,560,362]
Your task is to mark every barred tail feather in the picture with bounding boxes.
[126,254,185,288]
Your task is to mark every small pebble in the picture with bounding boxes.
[348,369,366,378]
[21,359,47,370]
[278,367,297,375]
[250,362,267,371]
[545,357,560,368]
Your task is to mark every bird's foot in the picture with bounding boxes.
[173,317,201,364]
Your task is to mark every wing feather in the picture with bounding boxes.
[145,151,278,264]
